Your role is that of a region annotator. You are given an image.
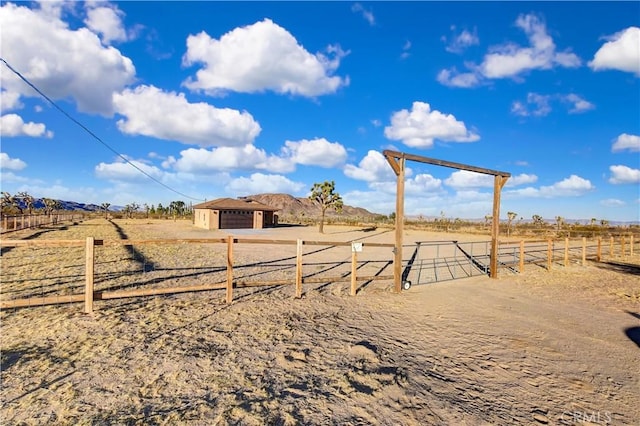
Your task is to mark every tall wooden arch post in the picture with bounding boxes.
[383,150,511,292]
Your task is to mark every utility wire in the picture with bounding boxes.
[1,57,205,202]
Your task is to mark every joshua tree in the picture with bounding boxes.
[309,180,343,234]
[42,198,57,217]
[532,214,545,228]
[507,211,517,236]
[123,203,139,219]
[555,216,564,231]
[1,192,15,214]
[17,191,35,214]
[484,214,492,229]
[600,219,609,227]
[8,192,24,214]
[101,202,111,219]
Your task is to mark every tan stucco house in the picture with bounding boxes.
[193,198,279,230]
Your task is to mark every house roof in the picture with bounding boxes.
[193,197,279,212]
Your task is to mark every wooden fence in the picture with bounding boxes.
[497,235,636,272]
[0,235,636,313]
[1,213,84,233]
[0,237,395,313]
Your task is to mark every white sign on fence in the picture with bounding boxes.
[352,242,363,253]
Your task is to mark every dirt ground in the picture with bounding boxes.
[1,219,639,425]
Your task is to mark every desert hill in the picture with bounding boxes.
[242,193,381,219]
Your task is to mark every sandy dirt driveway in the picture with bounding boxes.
[1,219,639,425]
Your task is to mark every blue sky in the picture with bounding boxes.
[1,1,639,222]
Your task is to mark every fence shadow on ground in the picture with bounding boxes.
[108,219,156,273]
[594,261,640,276]
[0,226,69,255]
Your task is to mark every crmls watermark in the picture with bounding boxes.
[561,410,612,424]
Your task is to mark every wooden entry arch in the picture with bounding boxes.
[383,150,511,292]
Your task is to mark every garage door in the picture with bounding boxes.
[220,210,254,229]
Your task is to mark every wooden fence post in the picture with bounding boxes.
[295,239,303,298]
[547,239,552,271]
[519,241,524,273]
[351,248,358,296]
[631,235,634,256]
[564,237,569,267]
[582,237,586,266]
[610,237,614,258]
[226,236,233,304]
[597,237,602,262]
[621,236,626,260]
[85,237,95,314]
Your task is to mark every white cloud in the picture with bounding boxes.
[172,146,293,174]
[437,68,481,88]
[0,2,135,116]
[351,3,375,26]
[182,19,348,97]
[400,40,411,60]
[438,13,580,87]
[403,174,443,195]
[507,173,538,186]
[0,152,27,170]
[368,173,443,196]
[384,101,479,148]
[95,158,165,182]
[506,175,594,198]
[446,171,538,188]
[113,85,261,147]
[342,189,396,216]
[444,26,479,54]
[445,170,493,188]
[84,3,128,45]
[562,94,595,114]
[0,89,22,112]
[0,171,32,184]
[612,133,640,152]
[14,182,99,204]
[608,165,640,184]
[512,93,593,116]
[282,138,347,168]
[511,93,552,117]
[481,14,581,78]
[589,26,640,76]
[541,175,594,196]
[167,137,348,175]
[35,0,73,20]
[510,101,528,117]
[0,114,53,138]
[226,173,305,195]
[343,150,402,182]
[600,198,625,207]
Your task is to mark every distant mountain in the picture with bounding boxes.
[242,193,381,219]
[12,198,103,212]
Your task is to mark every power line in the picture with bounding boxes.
[1,57,205,202]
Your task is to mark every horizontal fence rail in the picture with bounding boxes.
[0,235,637,312]
[0,213,84,234]
[0,237,395,312]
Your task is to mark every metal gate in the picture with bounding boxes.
[401,240,493,286]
